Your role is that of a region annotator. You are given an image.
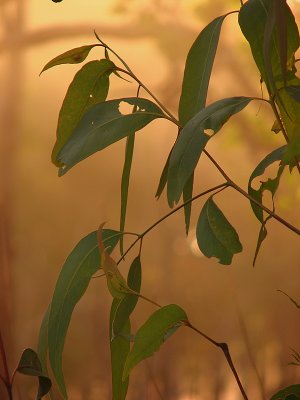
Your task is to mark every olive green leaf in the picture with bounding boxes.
[271,384,300,400]
[41,44,101,73]
[17,348,52,400]
[168,97,252,206]
[48,229,121,399]
[196,197,242,265]
[57,97,166,176]
[123,304,187,379]
[52,59,115,165]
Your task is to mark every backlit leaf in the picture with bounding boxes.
[271,385,300,400]
[52,59,115,165]
[196,197,242,265]
[57,97,166,176]
[17,348,51,400]
[48,229,121,398]
[123,304,187,379]
[179,14,228,125]
[168,97,252,206]
[41,44,101,73]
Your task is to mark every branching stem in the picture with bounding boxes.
[117,183,229,264]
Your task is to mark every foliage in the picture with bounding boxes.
[1,0,298,399]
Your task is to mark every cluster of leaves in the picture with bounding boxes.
[32,0,300,399]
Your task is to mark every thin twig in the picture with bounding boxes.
[0,330,12,400]
[185,320,248,400]
[117,183,229,264]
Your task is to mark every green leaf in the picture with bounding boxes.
[48,229,121,399]
[252,215,271,267]
[17,348,52,400]
[179,14,228,125]
[248,146,286,223]
[56,97,166,176]
[196,197,242,265]
[52,59,115,166]
[271,384,300,400]
[286,86,300,102]
[112,256,142,336]
[40,44,101,73]
[109,256,141,400]
[168,97,252,206]
[110,300,130,400]
[155,148,172,199]
[183,173,194,235]
[120,131,135,255]
[123,304,187,379]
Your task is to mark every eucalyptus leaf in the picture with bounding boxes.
[123,304,187,379]
[271,384,300,400]
[286,86,300,102]
[196,197,242,265]
[52,59,115,165]
[179,14,228,125]
[248,146,286,222]
[57,97,166,175]
[41,44,101,73]
[183,173,194,235]
[48,229,121,398]
[17,348,52,400]
[168,97,252,206]
[112,256,142,335]
[110,300,130,400]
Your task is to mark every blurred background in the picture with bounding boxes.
[0,0,300,399]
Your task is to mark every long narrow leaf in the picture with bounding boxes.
[168,97,252,206]
[57,98,166,176]
[182,173,194,235]
[48,229,121,398]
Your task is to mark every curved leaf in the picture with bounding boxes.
[179,14,228,125]
[112,256,142,336]
[167,97,252,206]
[123,304,187,379]
[52,59,115,165]
[41,44,101,73]
[110,300,131,400]
[271,384,300,400]
[17,348,52,400]
[248,145,286,223]
[196,197,242,265]
[48,229,121,398]
[57,97,166,175]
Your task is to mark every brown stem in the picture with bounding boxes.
[0,331,12,400]
[185,320,248,400]
[117,183,229,264]
[203,150,300,236]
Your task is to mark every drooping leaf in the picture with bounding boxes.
[252,215,271,267]
[271,385,300,400]
[17,348,52,400]
[109,256,142,400]
[183,173,194,235]
[155,150,171,199]
[110,300,131,400]
[123,304,187,379]
[52,59,115,165]
[239,0,300,163]
[196,197,242,265]
[179,14,229,125]
[248,146,286,222]
[56,97,166,175]
[112,256,142,336]
[168,97,252,206]
[40,44,101,73]
[48,229,121,399]
[120,130,135,255]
